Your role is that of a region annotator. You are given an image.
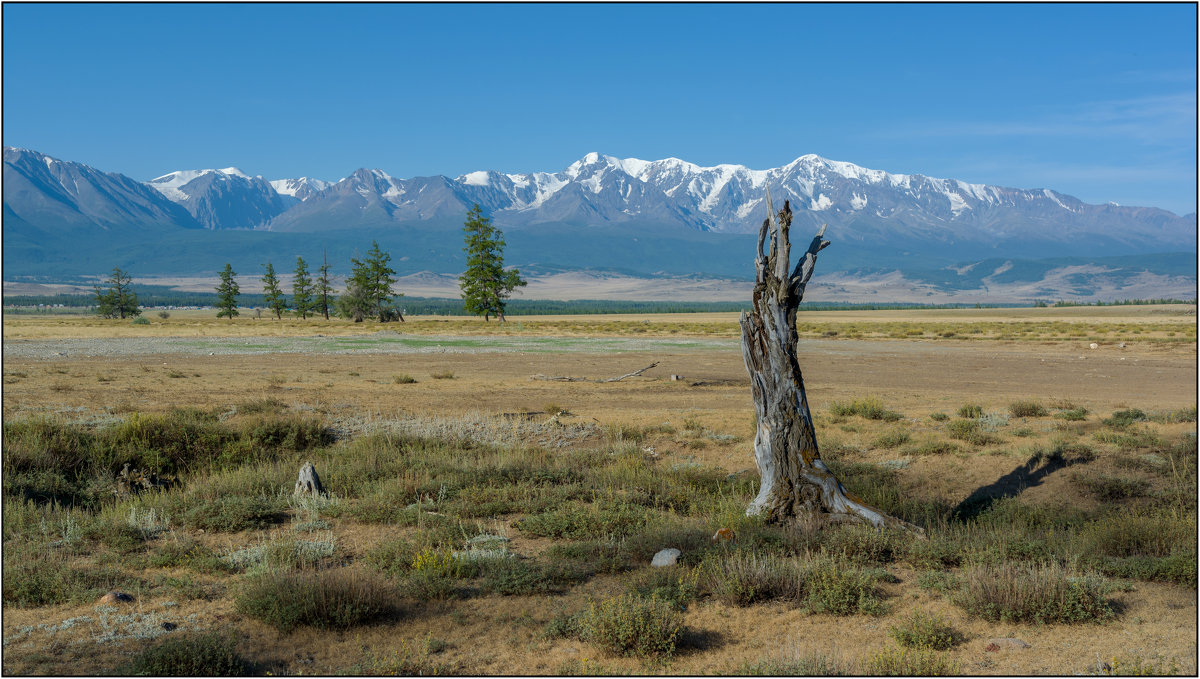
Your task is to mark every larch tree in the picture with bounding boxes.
[339,241,400,322]
[460,203,526,322]
[740,192,920,533]
[93,267,140,319]
[261,262,286,320]
[315,250,335,320]
[215,263,240,320]
[292,256,314,320]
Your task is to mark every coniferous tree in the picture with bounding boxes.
[215,264,240,320]
[292,256,314,319]
[339,241,401,322]
[262,262,286,320]
[315,250,335,320]
[93,267,140,319]
[459,204,526,321]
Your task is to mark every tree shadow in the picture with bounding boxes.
[953,448,1095,521]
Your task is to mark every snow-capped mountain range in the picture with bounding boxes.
[3,146,1195,281]
[134,151,1195,254]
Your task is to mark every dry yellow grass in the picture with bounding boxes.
[2,308,1196,676]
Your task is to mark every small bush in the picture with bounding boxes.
[628,567,699,610]
[120,632,248,676]
[431,371,455,380]
[544,611,584,640]
[157,311,170,320]
[479,558,586,595]
[3,552,134,607]
[579,593,682,658]
[957,404,983,419]
[872,429,911,449]
[1056,407,1089,421]
[888,610,961,650]
[1009,401,1048,418]
[182,496,284,532]
[151,539,233,574]
[1150,406,1197,424]
[928,413,949,422]
[701,551,803,606]
[393,374,417,384]
[803,561,888,616]
[235,568,397,632]
[862,646,960,676]
[945,419,999,446]
[131,316,151,326]
[829,397,902,422]
[1104,409,1148,428]
[909,439,957,456]
[953,563,1114,624]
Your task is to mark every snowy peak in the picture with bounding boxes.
[148,167,255,201]
[144,165,292,229]
[269,177,330,201]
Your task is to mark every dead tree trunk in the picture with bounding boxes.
[740,194,921,533]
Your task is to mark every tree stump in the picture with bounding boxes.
[293,461,327,497]
[740,194,920,533]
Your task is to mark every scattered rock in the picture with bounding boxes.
[987,638,1030,649]
[98,591,134,605]
[1089,343,1099,350]
[712,528,734,542]
[1118,342,1126,348]
[161,622,177,631]
[293,461,327,497]
[985,643,1000,652]
[651,548,682,567]
[670,374,682,381]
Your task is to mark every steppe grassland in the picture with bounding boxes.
[2,306,1196,675]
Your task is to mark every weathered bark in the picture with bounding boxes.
[740,194,921,533]
[293,461,327,497]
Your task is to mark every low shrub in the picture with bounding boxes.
[945,419,999,446]
[909,439,957,456]
[628,566,699,610]
[888,610,961,650]
[956,404,983,419]
[3,552,135,607]
[235,568,398,632]
[802,560,888,616]
[701,551,803,606]
[119,632,249,676]
[821,525,902,565]
[1056,407,1089,421]
[953,563,1114,624]
[515,501,651,541]
[1009,401,1048,418]
[392,374,417,384]
[928,413,949,422]
[182,496,285,532]
[829,397,902,422]
[478,558,587,595]
[872,430,911,450]
[1103,409,1148,429]
[861,646,960,676]
[579,593,682,658]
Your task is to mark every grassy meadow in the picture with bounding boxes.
[2,306,1196,675]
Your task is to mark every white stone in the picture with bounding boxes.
[651,548,682,567]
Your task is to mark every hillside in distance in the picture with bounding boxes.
[2,147,1195,301]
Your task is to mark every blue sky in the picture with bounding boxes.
[3,3,1196,215]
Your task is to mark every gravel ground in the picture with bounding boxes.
[2,331,736,361]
